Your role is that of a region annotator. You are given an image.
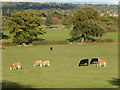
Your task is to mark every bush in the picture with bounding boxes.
[32,40,69,45]
[2,42,15,46]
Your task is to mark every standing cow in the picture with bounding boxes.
[79,59,89,66]
[90,58,100,64]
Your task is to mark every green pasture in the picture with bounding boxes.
[2,43,118,88]
[2,29,118,43]
[39,29,71,41]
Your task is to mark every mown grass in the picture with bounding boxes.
[2,43,118,88]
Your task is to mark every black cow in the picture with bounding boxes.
[79,59,89,66]
[90,58,99,64]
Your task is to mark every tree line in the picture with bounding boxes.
[2,2,118,16]
[2,4,118,45]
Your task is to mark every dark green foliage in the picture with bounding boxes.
[100,14,118,32]
[45,14,52,26]
[5,9,46,44]
[70,7,107,43]
[63,14,73,28]
[2,42,15,46]
[32,40,68,45]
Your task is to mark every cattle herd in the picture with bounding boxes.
[78,58,107,67]
[9,58,107,70]
[9,60,50,70]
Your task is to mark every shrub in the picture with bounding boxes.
[95,39,114,43]
[2,42,15,46]
[32,40,69,45]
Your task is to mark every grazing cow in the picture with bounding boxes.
[90,58,100,64]
[96,60,107,67]
[79,59,89,66]
[34,60,42,66]
[41,60,50,67]
[10,62,21,70]
[50,47,53,51]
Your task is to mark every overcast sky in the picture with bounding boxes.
[0,0,119,4]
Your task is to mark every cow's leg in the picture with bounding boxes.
[99,63,102,67]
[104,62,106,67]
[43,64,45,67]
[13,67,15,70]
[40,64,42,67]
[10,67,12,70]
[48,64,50,66]
[87,62,88,66]
[17,65,21,69]
[79,64,81,66]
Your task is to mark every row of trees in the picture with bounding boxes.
[2,2,118,15]
[3,7,118,44]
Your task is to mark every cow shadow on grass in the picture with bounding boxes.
[108,78,120,86]
[1,80,38,89]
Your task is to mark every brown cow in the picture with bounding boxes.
[96,60,107,67]
[41,60,50,67]
[10,62,21,70]
[34,60,42,66]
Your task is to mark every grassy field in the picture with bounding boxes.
[2,29,118,43]
[2,43,118,88]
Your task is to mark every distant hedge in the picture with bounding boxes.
[32,40,69,45]
[95,39,114,43]
[2,39,114,46]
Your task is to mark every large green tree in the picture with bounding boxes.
[45,14,52,26]
[70,7,107,43]
[5,9,45,44]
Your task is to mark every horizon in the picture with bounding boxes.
[0,0,119,5]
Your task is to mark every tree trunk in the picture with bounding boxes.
[81,34,85,44]
[81,37,84,44]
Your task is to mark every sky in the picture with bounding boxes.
[0,0,119,4]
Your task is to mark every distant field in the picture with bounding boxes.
[95,32,118,41]
[39,29,71,41]
[2,43,118,88]
[2,29,118,43]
